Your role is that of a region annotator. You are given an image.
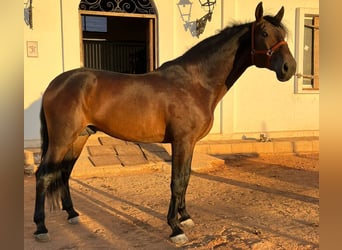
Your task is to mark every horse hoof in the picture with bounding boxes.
[68,216,80,224]
[170,233,189,245]
[34,233,50,242]
[180,218,195,228]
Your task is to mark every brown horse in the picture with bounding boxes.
[33,2,296,244]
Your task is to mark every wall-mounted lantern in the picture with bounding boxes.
[24,0,33,29]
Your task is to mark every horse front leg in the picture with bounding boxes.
[167,140,195,244]
[178,162,195,228]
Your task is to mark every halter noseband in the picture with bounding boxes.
[251,21,287,67]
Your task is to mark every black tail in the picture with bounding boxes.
[40,104,49,161]
[38,104,65,210]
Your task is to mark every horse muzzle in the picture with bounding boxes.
[275,56,296,82]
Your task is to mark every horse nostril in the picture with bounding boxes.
[282,62,289,73]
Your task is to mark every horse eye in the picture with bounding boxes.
[262,31,268,38]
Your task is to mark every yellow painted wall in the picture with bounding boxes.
[24,0,319,145]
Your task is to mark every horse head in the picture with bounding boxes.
[251,2,296,81]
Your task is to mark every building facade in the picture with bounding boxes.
[24,0,319,147]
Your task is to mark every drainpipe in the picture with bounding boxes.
[59,0,65,72]
[219,0,224,134]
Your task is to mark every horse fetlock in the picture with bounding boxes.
[33,213,45,224]
[65,208,79,218]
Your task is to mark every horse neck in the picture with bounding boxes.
[180,23,252,106]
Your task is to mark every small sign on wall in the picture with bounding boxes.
[27,41,38,57]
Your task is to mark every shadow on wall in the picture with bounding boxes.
[177,0,216,38]
[177,1,198,38]
[24,97,42,143]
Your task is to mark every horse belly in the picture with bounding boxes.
[85,73,177,143]
[91,100,167,143]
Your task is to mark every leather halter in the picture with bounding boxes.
[251,21,287,67]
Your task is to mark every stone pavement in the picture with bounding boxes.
[24,132,319,177]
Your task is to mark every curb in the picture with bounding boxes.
[195,136,319,155]
[24,136,319,178]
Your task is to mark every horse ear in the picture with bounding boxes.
[255,2,263,22]
[274,6,284,24]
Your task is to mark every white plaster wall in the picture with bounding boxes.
[24,0,82,145]
[153,1,174,66]
[60,0,82,71]
[24,0,63,142]
[227,0,319,137]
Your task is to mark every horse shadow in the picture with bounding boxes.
[138,143,172,162]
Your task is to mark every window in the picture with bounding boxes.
[82,16,107,32]
[295,8,319,93]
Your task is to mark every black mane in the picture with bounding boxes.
[158,22,250,69]
[158,15,288,70]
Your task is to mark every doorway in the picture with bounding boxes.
[79,1,157,73]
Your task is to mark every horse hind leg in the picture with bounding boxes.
[60,134,90,224]
[33,144,71,241]
[33,128,91,242]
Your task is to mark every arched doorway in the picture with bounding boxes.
[79,0,157,73]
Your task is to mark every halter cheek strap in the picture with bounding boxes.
[251,22,288,67]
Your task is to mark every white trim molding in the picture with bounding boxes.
[294,7,319,94]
